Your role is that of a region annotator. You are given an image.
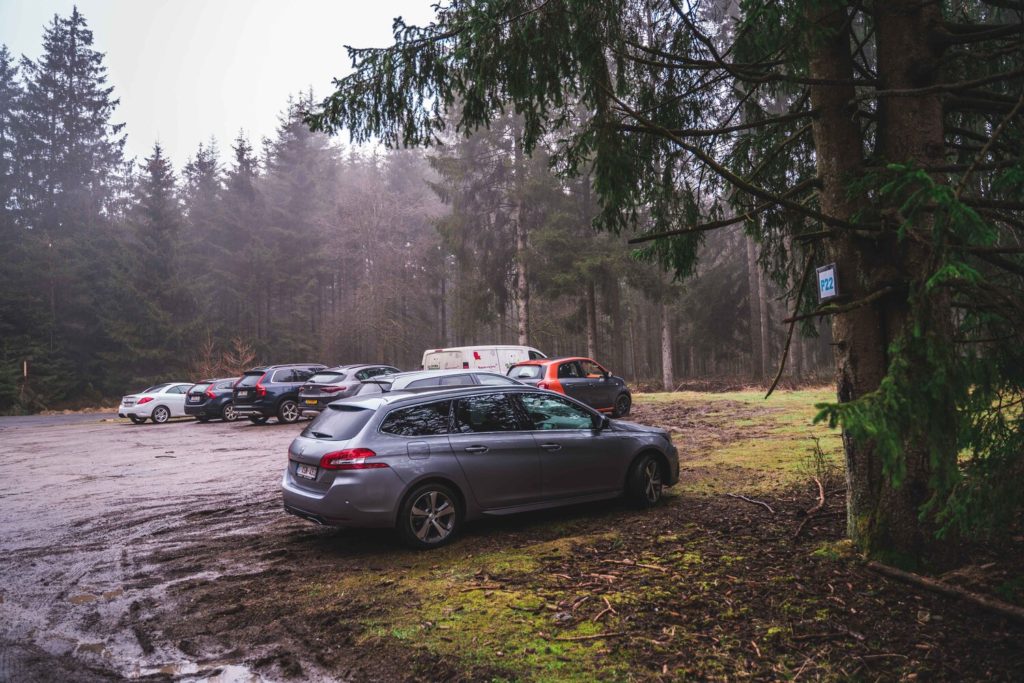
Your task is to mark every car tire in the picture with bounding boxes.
[248,415,269,425]
[612,392,632,418]
[626,453,663,509]
[222,403,238,422]
[277,399,300,424]
[151,406,170,424]
[398,483,462,550]
[129,415,147,425]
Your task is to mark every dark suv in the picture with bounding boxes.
[233,363,326,424]
[298,364,400,417]
[185,377,241,422]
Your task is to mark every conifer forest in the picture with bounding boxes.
[1,2,1023,681]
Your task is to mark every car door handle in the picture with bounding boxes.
[463,445,488,453]
[539,443,562,451]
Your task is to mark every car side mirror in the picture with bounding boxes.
[595,415,611,431]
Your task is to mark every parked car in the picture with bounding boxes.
[281,385,678,548]
[421,345,546,372]
[371,369,524,392]
[232,363,326,424]
[185,377,242,422]
[507,357,632,417]
[298,364,400,417]
[118,382,194,424]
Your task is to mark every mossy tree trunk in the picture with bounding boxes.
[807,1,957,567]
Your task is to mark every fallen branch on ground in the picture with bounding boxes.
[547,631,628,641]
[867,561,1024,624]
[601,559,670,573]
[726,493,775,514]
[806,477,825,516]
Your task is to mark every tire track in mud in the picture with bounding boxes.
[0,417,303,680]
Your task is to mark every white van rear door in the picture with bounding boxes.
[472,348,499,370]
[497,348,526,372]
[423,350,464,370]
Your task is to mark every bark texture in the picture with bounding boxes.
[661,299,674,391]
[806,1,955,565]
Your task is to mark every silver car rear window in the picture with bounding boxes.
[302,405,374,440]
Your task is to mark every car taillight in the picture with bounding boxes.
[138,397,154,404]
[319,448,386,470]
[322,386,348,394]
[205,386,216,399]
[538,381,550,390]
[255,373,267,397]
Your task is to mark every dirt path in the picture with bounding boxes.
[1,395,1021,681]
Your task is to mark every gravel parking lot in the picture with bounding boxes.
[0,415,307,681]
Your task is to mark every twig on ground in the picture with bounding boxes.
[726,493,775,514]
[867,561,1024,623]
[806,477,826,516]
[602,559,670,573]
[547,631,628,642]
[460,584,503,592]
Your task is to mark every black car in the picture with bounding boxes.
[184,377,241,422]
[232,363,326,424]
[297,364,400,417]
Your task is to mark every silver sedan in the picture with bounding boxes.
[281,385,679,548]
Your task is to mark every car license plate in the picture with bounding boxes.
[238,390,249,397]
[305,399,318,406]
[296,463,317,480]
[189,396,200,403]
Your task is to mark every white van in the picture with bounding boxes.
[421,345,547,372]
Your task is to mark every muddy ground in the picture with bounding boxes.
[0,393,1022,682]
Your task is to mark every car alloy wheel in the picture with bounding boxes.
[278,400,300,424]
[400,484,461,549]
[613,393,632,418]
[151,406,170,424]
[642,459,663,504]
[222,403,238,422]
[627,453,663,508]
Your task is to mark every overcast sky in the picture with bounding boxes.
[0,0,436,167]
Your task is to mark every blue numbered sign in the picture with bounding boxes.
[816,264,839,302]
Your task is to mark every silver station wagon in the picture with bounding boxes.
[281,385,679,548]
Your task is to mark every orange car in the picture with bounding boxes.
[507,357,632,417]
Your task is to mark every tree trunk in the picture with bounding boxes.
[513,135,530,346]
[585,281,598,360]
[806,1,954,566]
[660,299,673,391]
[608,277,624,373]
[745,235,762,379]
[757,248,771,384]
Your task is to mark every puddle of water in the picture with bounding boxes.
[131,660,265,682]
[75,642,107,656]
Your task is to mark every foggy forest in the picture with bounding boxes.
[0,8,830,414]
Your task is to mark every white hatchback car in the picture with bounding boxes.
[118,382,194,424]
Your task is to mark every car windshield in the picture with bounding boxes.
[302,405,375,440]
[142,383,170,393]
[216,379,237,390]
[190,383,210,393]
[508,365,542,379]
[237,372,263,387]
[308,371,346,384]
